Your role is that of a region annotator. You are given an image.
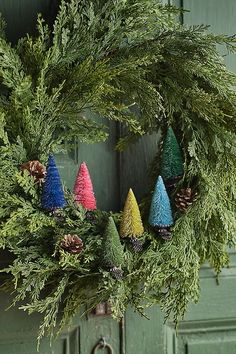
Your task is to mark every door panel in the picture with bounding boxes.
[181,0,236,72]
[125,307,165,354]
[120,133,160,205]
[165,322,236,354]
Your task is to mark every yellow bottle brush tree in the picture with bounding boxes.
[120,188,144,252]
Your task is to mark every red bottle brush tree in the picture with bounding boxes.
[73,162,97,210]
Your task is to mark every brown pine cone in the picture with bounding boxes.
[20,160,46,185]
[175,188,197,211]
[60,234,83,254]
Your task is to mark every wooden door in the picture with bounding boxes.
[0,1,236,353]
[165,1,236,353]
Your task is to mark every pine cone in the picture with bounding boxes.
[175,188,197,211]
[20,160,46,185]
[60,234,83,254]
[157,227,172,240]
[110,266,123,280]
[130,236,143,252]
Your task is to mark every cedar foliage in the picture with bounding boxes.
[0,0,235,341]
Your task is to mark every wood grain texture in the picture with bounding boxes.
[119,133,160,206]
[183,0,236,72]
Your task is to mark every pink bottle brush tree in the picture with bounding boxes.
[73,162,97,210]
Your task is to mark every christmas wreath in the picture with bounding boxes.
[1,0,236,342]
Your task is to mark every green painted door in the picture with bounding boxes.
[165,1,236,353]
[0,1,236,353]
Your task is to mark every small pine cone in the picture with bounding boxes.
[60,234,83,254]
[130,236,143,252]
[110,266,124,280]
[157,227,172,241]
[20,160,46,185]
[175,188,197,211]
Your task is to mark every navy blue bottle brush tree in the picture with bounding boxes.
[41,154,66,211]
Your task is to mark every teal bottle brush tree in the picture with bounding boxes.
[149,176,174,240]
[160,127,184,190]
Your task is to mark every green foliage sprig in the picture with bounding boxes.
[0,0,236,343]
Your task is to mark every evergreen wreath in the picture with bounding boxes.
[0,0,236,342]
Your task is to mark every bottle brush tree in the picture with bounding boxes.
[149,176,174,240]
[73,162,96,210]
[160,127,184,188]
[102,216,124,279]
[41,154,66,210]
[120,188,144,252]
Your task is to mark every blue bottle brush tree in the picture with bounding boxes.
[149,176,174,240]
[41,154,66,210]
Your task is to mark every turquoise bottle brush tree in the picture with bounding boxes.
[0,0,236,343]
[149,176,174,240]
